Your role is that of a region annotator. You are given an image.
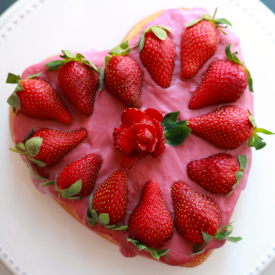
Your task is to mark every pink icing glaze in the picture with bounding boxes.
[11,8,254,266]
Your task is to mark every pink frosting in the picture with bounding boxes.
[12,8,253,266]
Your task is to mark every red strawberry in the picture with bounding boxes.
[188,106,253,149]
[187,153,247,194]
[86,170,127,229]
[171,182,220,244]
[100,40,143,109]
[181,9,231,79]
[45,50,99,116]
[171,182,242,255]
[137,26,175,88]
[128,179,174,256]
[10,128,87,167]
[188,44,254,109]
[6,73,72,125]
[162,109,273,150]
[42,154,102,199]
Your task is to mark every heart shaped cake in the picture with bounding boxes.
[7,7,273,267]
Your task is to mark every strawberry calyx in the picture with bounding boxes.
[41,174,83,200]
[189,222,242,255]
[6,72,42,114]
[10,128,47,167]
[225,43,254,92]
[45,49,100,73]
[86,193,128,231]
[134,25,173,52]
[99,40,131,91]
[162,111,190,146]
[226,155,248,197]
[126,238,169,261]
[186,8,232,35]
[247,110,274,150]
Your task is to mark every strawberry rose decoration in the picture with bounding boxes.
[114,108,190,168]
[113,108,165,168]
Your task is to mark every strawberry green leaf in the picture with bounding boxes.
[126,238,169,261]
[165,125,191,146]
[255,128,275,135]
[248,136,254,147]
[98,213,110,226]
[248,111,257,127]
[238,155,247,171]
[23,127,36,143]
[109,40,131,56]
[225,43,233,61]
[25,72,42,79]
[247,71,254,92]
[61,49,76,59]
[164,121,188,133]
[28,164,48,181]
[214,18,232,26]
[162,111,180,127]
[151,26,167,41]
[226,236,242,243]
[105,225,128,231]
[59,179,82,199]
[138,32,146,52]
[217,222,233,233]
[15,143,25,150]
[25,137,43,157]
[253,134,266,150]
[188,242,207,255]
[45,60,64,71]
[157,25,173,34]
[202,231,214,243]
[6,73,21,84]
[7,92,21,111]
[27,157,47,167]
[41,180,55,186]
[186,18,204,28]
[9,148,26,155]
[86,209,97,226]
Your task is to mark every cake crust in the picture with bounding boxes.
[9,7,216,268]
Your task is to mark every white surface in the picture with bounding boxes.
[0,0,275,275]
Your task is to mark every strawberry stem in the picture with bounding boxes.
[189,222,242,255]
[247,110,274,150]
[86,192,128,231]
[126,238,169,261]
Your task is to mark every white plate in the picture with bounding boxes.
[0,0,275,275]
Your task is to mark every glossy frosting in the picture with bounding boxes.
[12,8,253,266]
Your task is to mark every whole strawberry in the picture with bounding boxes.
[188,44,254,109]
[86,170,128,231]
[99,40,143,109]
[127,179,173,260]
[137,25,175,88]
[162,109,273,150]
[10,128,87,167]
[187,154,247,194]
[171,182,242,254]
[181,8,232,79]
[42,154,102,199]
[188,106,270,149]
[6,73,72,124]
[45,50,99,116]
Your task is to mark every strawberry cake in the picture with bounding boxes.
[7,7,273,267]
